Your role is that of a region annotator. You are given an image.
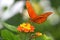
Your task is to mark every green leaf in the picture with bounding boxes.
[35,36,42,40]
[43,34,53,40]
[1,29,20,40]
[34,34,53,40]
[19,32,30,40]
[3,23,18,33]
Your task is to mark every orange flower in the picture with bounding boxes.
[35,32,42,36]
[17,23,35,33]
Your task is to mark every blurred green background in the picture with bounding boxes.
[0,0,60,40]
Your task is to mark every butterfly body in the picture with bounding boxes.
[26,1,52,24]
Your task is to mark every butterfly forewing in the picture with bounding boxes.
[26,1,38,19]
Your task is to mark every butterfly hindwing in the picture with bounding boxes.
[31,16,46,24]
[39,12,52,18]
[31,12,52,24]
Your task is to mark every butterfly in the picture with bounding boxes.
[26,1,52,24]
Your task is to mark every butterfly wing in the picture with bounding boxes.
[39,12,52,18]
[32,12,52,24]
[26,1,38,19]
[31,16,46,24]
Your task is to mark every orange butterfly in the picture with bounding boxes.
[26,1,52,24]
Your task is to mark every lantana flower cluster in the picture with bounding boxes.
[17,23,35,33]
[17,23,42,37]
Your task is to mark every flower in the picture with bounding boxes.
[35,32,42,36]
[0,0,14,8]
[17,23,35,33]
[0,0,25,29]
[1,1,25,21]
